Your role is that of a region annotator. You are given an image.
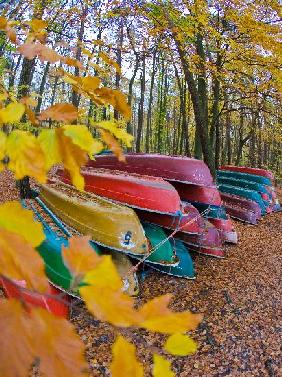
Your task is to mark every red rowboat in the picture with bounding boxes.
[223,205,260,225]
[175,221,224,258]
[88,153,214,186]
[220,166,274,181]
[208,217,238,244]
[171,182,222,205]
[221,193,262,217]
[54,167,181,215]
[0,277,70,317]
[135,202,204,235]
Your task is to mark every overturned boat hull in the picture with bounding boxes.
[150,240,195,279]
[24,198,140,297]
[217,169,272,186]
[171,182,222,206]
[39,182,148,256]
[218,184,267,214]
[88,153,214,186]
[220,166,274,181]
[55,167,181,215]
[135,202,203,235]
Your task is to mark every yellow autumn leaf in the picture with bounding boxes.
[6,130,46,183]
[38,129,61,170]
[0,131,6,172]
[0,102,25,124]
[56,127,87,190]
[81,76,101,92]
[80,285,141,327]
[153,355,175,377]
[80,256,141,327]
[0,229,48,292]
[0,201,45,247]
[83,255,123,291]
[110,336,144,377]
[39,126,102,190]
[99,51,121,75]
[164,333,197,356]
[138,294,203,334]
[95,120,134,147]
[28,19,48,32]
[62,124,103,157]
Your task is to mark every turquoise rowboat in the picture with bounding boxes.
[218,184,267,214]
[217,177,272,201]
[217,170,272,186]
[150,239,195,279]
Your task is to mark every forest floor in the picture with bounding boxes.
[0,170,281,377]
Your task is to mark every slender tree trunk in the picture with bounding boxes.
[35,62,50,113]
[136,51,146,152]
[127,57,139,139]
[114,19,123,120]
[71,6,87,108]
[145,48,157,152]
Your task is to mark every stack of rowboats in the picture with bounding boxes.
[1,154,280,317]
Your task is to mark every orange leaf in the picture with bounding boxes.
[62,57,84,69]
[138,294,203,334]
[0,16,7,30]
[100,129,125,162]
[38,44,60,63]
[37,103,78,123]
[6,26,17,44]
[62,236,101,281]
[110,336,144,377]
[0,229,49,292]
[17,42,41,60]
[0,299,35,377]
[17,42,60,63]
[94,87,131,120]
[0,300,88,377]
[31,307,88,377]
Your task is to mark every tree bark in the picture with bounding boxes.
[135,50,146,152]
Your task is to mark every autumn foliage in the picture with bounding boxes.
[0,6,202,377]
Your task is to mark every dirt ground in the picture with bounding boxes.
[1,170,281,377]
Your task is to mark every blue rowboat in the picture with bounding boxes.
[217,176,272,201]
[218,184,267,214]
[217,170,272,186]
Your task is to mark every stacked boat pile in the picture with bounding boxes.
[4,153,280,316]
[217,165,281,225]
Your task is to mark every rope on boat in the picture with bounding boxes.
[127,205,212,276]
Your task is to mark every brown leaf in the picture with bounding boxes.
[100,129,125,162]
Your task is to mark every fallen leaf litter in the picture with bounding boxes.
[0,170,281,377]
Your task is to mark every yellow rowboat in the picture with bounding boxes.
[39,182,148,256]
